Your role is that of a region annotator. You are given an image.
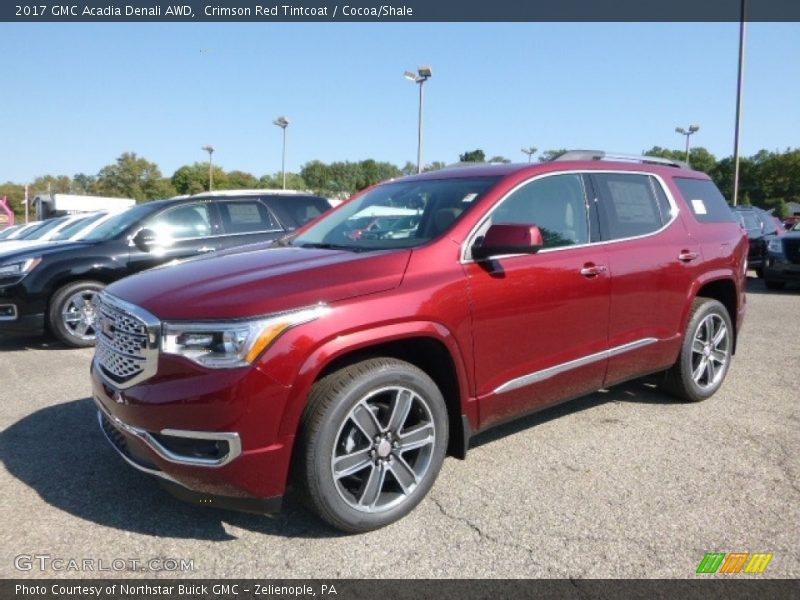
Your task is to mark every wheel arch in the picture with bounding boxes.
[281,323,474,461]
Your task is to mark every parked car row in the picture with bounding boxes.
[0,189,332,346]
[730,205,785,277]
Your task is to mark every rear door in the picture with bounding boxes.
[591,172,697,386]
[214,197,287,251]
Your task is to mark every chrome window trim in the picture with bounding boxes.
[493,338,658,395]
[461,170,680,263]
[95,398,242,468]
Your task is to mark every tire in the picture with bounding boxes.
[765,279,785,290]
[755,266,764,278]
[297,358,449,533]
[48,281,105,347]
[662,298,734,402]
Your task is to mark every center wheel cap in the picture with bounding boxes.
[376,439,392,458]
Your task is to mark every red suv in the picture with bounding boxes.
[92,152,747,532]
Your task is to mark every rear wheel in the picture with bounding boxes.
[48,280,104,347]
[297,358,448,533]
[662,298,733,402]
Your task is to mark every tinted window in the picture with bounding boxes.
[594,173,664,240]
[674,178,737,223]
[143,203,212,241]
[490,174,590,248]
[267,196,332,228]
[651,176,673,223]
[217,200,281,234]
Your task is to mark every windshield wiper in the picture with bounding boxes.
[299,242,364,252]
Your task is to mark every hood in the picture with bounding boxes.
[0,240,94,262]
[107,246,412,320]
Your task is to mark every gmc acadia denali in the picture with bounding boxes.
[92,152,747,532]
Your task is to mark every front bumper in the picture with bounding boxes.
[764,256,800,282]
[0,282,47,336]
[96,407,282,514]
[91,359,296,511]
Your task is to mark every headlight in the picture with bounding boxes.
[162,304,329,368]
[767,238,783,253]
[0,257,42,280]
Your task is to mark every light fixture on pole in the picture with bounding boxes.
[201,145,215,191]
[675,125,700,163]
[273,116,290,190]
[404,65,432,174]
[521,147,538,163]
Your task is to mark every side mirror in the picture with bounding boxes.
[471,223,543,260]
[132,228,157,251]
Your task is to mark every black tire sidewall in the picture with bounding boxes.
[307,360,448,532]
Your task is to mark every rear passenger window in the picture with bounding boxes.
[674,178,737,224]
[218,201,282,234]
[490,174,590,248]
[594,173,664,240]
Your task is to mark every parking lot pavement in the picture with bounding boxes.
[0,277,797,579]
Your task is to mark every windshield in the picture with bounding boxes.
[81,204,154,241]
[20,217,69,240]
[0,226,20,240]
[293,176,500,250]
[51,212,107,241]
[793,221,800,232]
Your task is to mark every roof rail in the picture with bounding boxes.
[189,189,311,197]
[553,150,690,169]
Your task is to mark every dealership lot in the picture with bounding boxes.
[0,277,797,579]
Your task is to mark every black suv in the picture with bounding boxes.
[0,190,331,346]
[731,205,783,277]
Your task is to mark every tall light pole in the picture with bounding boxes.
[675,125,699,163]
[201,145,215,191]
[273,116,289,190]
[404,65,432,174]
[732,0,747,206]
[521,147,537,163]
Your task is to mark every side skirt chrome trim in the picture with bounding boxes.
[493,338,659,395]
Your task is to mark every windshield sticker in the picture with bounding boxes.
[462,193,479,203]
[691,199,708,215]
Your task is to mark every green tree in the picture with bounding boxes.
[488,155,511,164]
[0,182,26,221]
[31,174,71,195]
[226,170,259,189]
[423,161,446,172]
[459,149,485,163]
[72,173,97,194]
[95,152,169,201]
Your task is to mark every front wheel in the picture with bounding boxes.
[48,280,105,347]
[297,358,448,533]
[662,298,733,402]
[764,279,785,290]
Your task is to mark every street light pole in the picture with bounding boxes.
[273,116,290,190]
[675,124,700,163]
[521,147,537,163]
[732,0,747,206]
[201,145,215,191]
[405,66,432,174]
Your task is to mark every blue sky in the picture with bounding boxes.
[1,22,798,183]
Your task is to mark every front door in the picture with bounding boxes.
[465,173,611,430]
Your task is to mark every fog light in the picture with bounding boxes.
[0,304,17,320]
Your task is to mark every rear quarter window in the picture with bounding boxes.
[267,196,332,228]
[673,178,736,224]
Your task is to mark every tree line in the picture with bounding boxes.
[1,146,798,221]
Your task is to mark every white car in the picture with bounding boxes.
[0,213,102,253]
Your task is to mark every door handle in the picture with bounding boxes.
[580,264,607,277]
[678,250,699,262]
[197,246,216,253]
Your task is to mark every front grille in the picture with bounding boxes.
[784,239,800,264]
[94,293,159,388]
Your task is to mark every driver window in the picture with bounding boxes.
[145,203,212,244]
[490,174,590,248]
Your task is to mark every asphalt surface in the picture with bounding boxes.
[1,277,797,579]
